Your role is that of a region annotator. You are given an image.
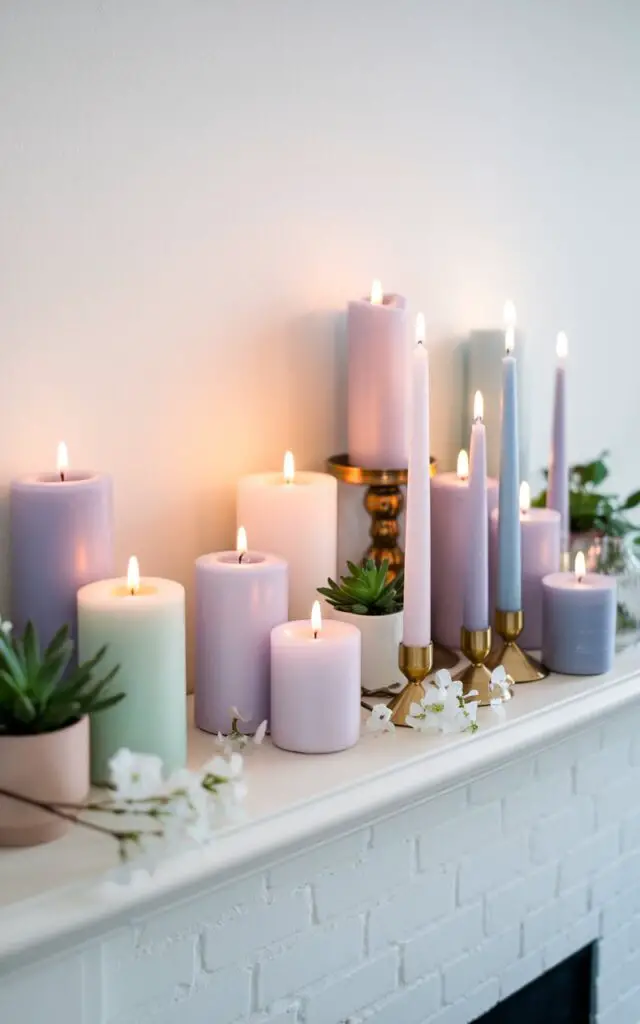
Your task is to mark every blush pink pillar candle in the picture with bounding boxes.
[432,452,498,647]
[490,484,561,650]
[195,538,288,735]
[403,317,431,647]
[347,282,408,469]
[463,392,490,631]
[270,603,361,753]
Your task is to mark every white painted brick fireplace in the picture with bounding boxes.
[1,652,640,1023]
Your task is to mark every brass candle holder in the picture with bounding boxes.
[327,454,457,674]
[485,609,548,683]
[388,642,434,726]
[454,626,504,706]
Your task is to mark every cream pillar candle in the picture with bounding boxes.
[77,557,187,783]
[195,529,288,736]
[237,453,337,620]
[271,602,361,754]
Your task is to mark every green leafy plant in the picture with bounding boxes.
[0,620,124,736]
[318,559,403,616]
[532,451,640,542]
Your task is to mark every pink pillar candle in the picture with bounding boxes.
[490,485,561,650]
[271,605,361,753]
[464,392,490,631]
[347,283,408,469]
[195,545,288,735]
[431,452,498,647]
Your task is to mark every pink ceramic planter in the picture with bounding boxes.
[0,715,90,847]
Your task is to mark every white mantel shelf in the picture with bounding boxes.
[1,647,640,973]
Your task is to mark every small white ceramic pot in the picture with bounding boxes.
[327,608,403,693]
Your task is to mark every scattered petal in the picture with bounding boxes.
[253,720,268,745]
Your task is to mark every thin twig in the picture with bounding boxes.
[0,786,163,842]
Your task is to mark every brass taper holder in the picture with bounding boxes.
[485,609,548,683]
[454,626,506,706]
[388,642,434,726]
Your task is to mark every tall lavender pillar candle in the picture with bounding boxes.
[542,553,616,674]
[463,392,489,631]
[403,314,431,647]
[547,331,569,559]
[490,483,561,650]
[10,444,114,649]
[347,281,408,469]
[195,531,288,735]
[432,451,498,647]
[496,302,522,613]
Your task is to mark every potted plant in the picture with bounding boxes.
[0,619,123,847]
[318,560,403,694]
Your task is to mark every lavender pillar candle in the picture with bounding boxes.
[10,447,114,650]
[271,603,361,754]
[547,331,569,558]
[347,282,408,469]
[490,483,561,650]
[195,535,288,735]
[541,554,616,675]
[464,392,489,631]
[431,452,498,647]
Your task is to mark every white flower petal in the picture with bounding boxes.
[253,720,268,745]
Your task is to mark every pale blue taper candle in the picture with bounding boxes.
[497,341,522,611]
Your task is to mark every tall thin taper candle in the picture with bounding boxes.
[547,331,569,557]
[464,391,489,630]
[497,301,522,611]
[402,314,431,646]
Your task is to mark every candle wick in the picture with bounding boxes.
[238,552,245,564]
[130,587,135,596]
[313,629,318,640]
[59,471,65,482]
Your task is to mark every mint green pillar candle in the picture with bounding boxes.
[77,558,187,784]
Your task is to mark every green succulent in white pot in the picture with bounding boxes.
[318,560,404,695]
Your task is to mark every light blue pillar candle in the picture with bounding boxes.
[496,313,522,612]
[541,565,616,675]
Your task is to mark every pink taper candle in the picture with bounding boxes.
[347,281,408,468]
[463,392,489,630]
[547,331,569,558]
[403,314,431,647]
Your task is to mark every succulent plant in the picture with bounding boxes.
[318,559,403,616]
[0,619,124,736]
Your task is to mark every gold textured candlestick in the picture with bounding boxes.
[454,626,501,706]
[388,642,434,726]
[485,609,548,683]
[327,454,458,675]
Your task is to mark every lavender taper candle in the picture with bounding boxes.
[547,331,569,559]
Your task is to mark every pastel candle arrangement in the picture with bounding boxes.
[490,483,561,651]
[463,391,489,632]
[237,452,337,620]
[77,556,187,783]
[347,281,408,469]
[402,314,431,647]
[547,331,569,560]
[541,552,616,675]
[10,443,114,650]
[431,449,498,647]
[195,528,288,736]
[270,601,361,753]
[496,302,522,614]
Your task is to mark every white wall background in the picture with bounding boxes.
[1,0,639,661]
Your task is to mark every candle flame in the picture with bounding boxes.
[457,449,469,480]
[57,441,69,479]
[556,331,568,359]
[473,390,484,422]
[503,300,517,328]
[127,556,140,595]
[415,312,425,345]
[519,481,531,513]
[236,526,248,555]
[370,279,383,305]
[311,599,322,638]
[283,450,295,484]
[574,551,586,583]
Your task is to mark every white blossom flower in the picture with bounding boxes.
[109,749,164,799]
[253,720,268,745]
[366,704,395,733]
[0,618,13,635]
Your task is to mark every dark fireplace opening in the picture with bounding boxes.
[475,945,595,1023]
